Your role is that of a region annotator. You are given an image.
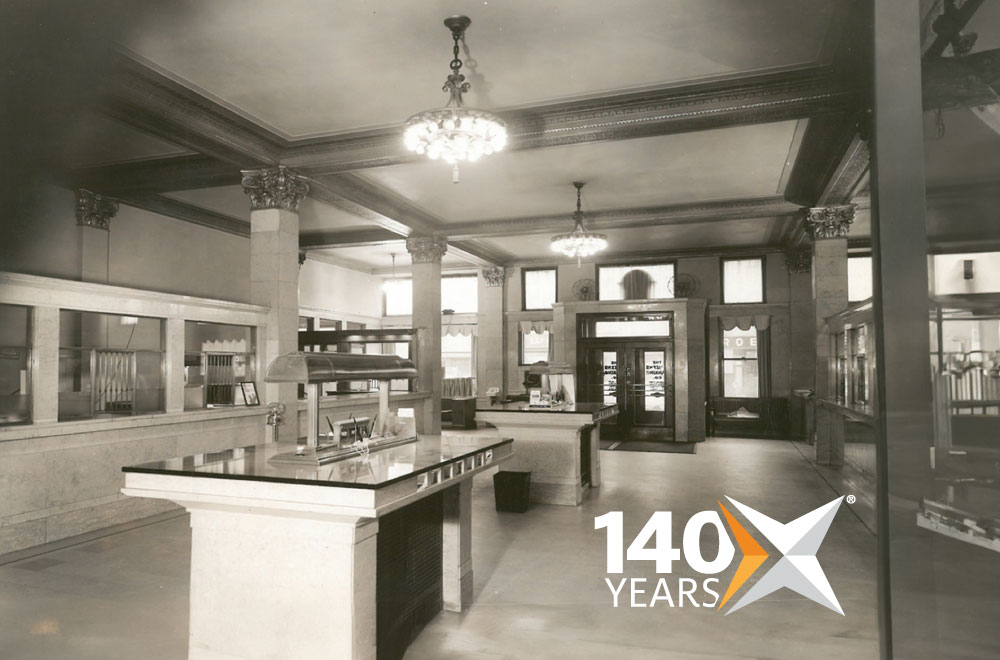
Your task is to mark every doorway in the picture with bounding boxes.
[577,314,675,442]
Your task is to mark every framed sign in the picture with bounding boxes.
[240,381,260,406]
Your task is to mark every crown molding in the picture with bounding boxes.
[438,195,801,241]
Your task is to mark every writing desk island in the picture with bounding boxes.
[122,434,512,660]
[476,402,618,506]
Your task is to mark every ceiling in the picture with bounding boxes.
[18,1,997,272]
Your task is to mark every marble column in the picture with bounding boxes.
[785,249,816,439]
[242,166,309,443]
[75,189,118,284]
[476,267,505,406]
[407,236,447,435]
[807,205,853,466]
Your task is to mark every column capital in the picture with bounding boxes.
[805,205,855,240]
[241,165,309,212]
[784,248,812,274]
[76,189,119,230]
[406,236,448,264]
[482,267,505,287]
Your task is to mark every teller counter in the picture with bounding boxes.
[476,402,618,506]
[122,433,512,660]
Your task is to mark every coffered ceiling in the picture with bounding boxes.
[21,1,896,270]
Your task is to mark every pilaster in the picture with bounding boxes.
[30,306,60,424]
[242,166,309,443]
[76,189,118,284]
[807,205,853,466]
[476,267,505,405]
[164,318,185,413]
[407,237,447,435]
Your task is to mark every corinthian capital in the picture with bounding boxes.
[482,267,505,287]
[406,236,448,264]
[784,248,812,274]
[805,205,855,240]
[75,189,119,230]
[241,165,309,212]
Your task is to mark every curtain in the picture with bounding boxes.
[757,326,773,430]
[720,314,770,331]
[518,320,552,334]
[443,323,477,337]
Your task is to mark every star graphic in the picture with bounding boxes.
[721,496,845,616]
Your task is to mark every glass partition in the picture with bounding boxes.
[184,321,256,409]
[0,304,31,426]
[58,311,164,420]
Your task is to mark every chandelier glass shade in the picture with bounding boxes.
[403,16,507,177]
[551,182,608,265]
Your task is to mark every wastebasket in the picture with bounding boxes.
[493,470,531,513]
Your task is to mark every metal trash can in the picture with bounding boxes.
[493,470,531,513]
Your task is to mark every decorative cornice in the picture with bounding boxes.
[784,248,812,274]
[286,67,861,175]
[443,196,802,241]
[75,189,119,230]
[406,237,448,264]
[482,267,505,287]
[241,166,309,212]
[805,205,855,240]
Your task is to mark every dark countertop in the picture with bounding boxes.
[122,434,512,490]
[477,402,617,415]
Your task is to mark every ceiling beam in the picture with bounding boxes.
[286,67,862,176]
[68,154,238,196]
[922,48,1000,110]
[438,196,802,241]
[300,228,402,250]
[118,193,250,237]
[103,52,282,166]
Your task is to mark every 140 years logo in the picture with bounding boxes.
[594,496,845,615]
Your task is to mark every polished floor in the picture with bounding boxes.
[0,438,879,660]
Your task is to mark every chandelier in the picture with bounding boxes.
[551,182,608,266]
[403,15,507,183]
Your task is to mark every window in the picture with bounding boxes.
[520,331,550,365]
[848,256,873,302]
[384,278,412,316]
[851,325,869,406]
[442,333,474,379]
[58,311,165,420]
[598,263,675,300]
[722,258,764,303]
[441,275,477,313]
[0,304,31,426]
[835,332,848,404]
[721,326,758,398]
[184,321,256,409]
[523,268,556,310]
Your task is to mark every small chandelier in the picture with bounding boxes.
[403,15,507,183]
[551,182,608,266]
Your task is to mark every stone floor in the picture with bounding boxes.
[0,438,880,660]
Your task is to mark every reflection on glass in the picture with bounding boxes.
[602,351,617,405]
[722,326,758,398]
[643,351,665,412]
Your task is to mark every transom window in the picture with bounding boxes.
[598,263,675,301]
[523,268,557,310]
[848,255,873,302]
[442,275,477,313]
[722,258,764,304]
